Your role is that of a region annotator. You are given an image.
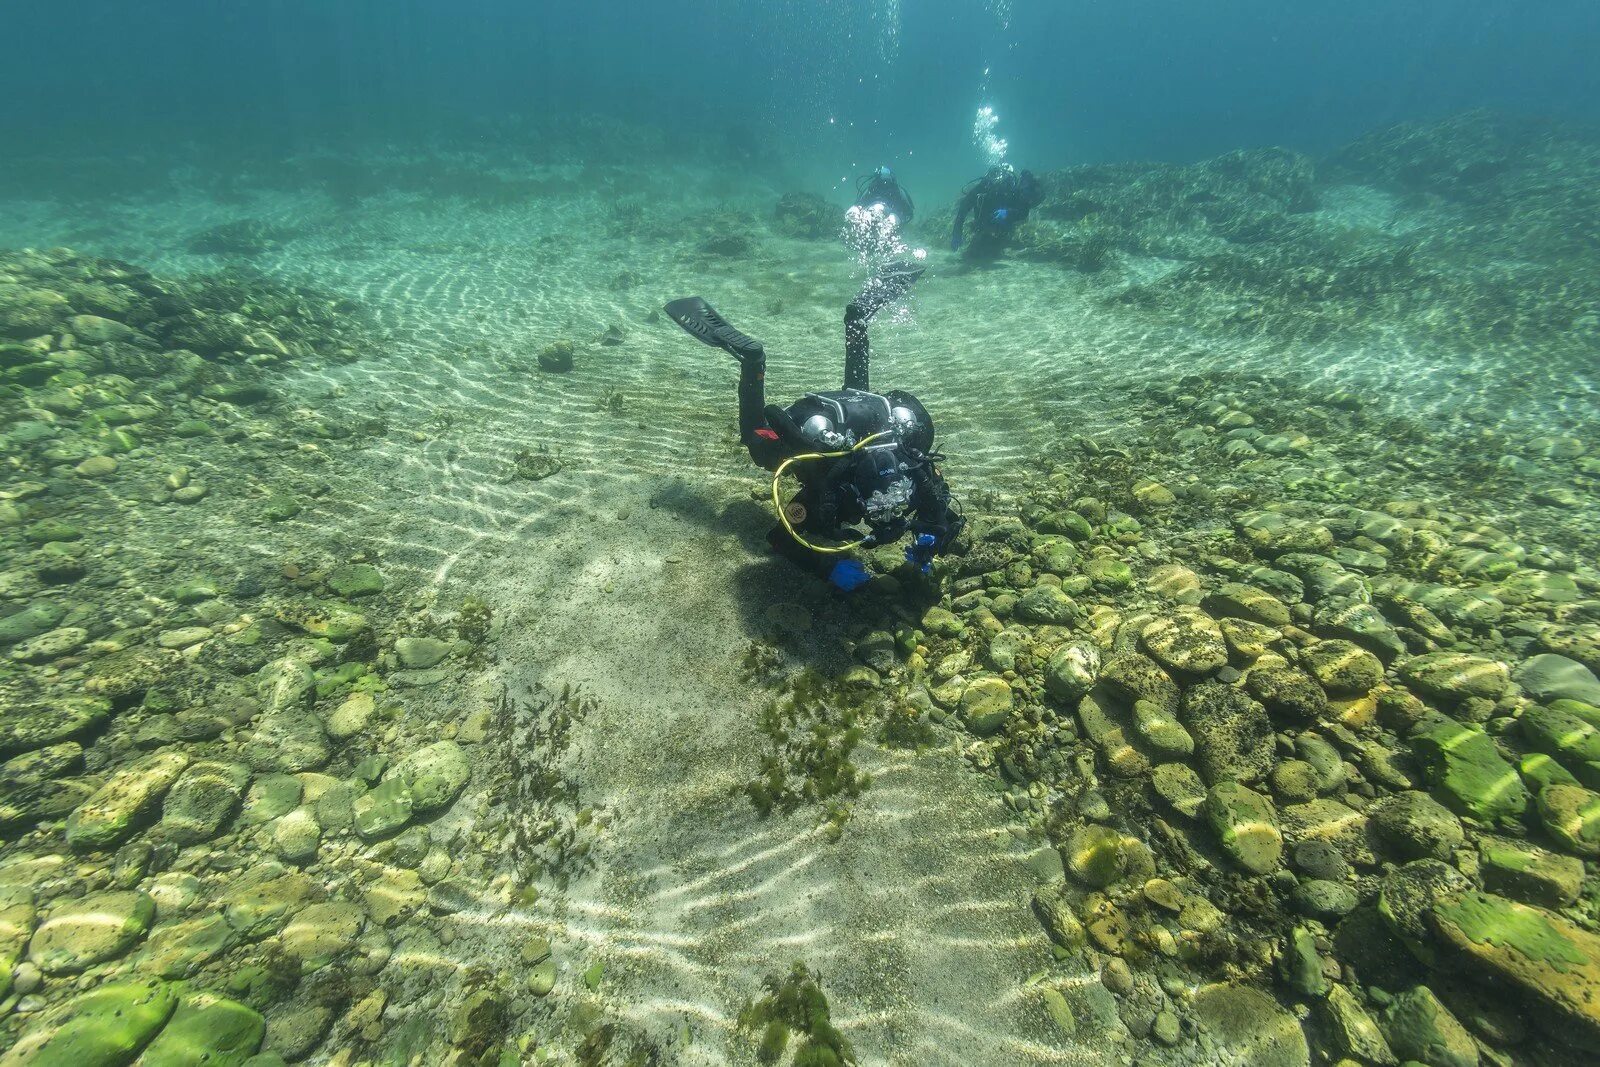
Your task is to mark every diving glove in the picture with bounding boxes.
[828,559,872,592]
[905,533,939,574]
[991,207,1010,223]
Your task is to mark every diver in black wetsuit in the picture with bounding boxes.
[664,265,963,591]
[855,166,915,225]
[951,164,1044,252]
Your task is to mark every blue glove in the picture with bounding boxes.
[905,533,938,574]
[828,558,871,592]
[991,208,1010,223]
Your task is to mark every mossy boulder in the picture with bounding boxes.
[1429,890,1600,1047]
[1379,860,1470,966]
[28,891,155,975]
[1245,667,1328,722]
[0,697,111,757]
[1043,642,1100,703]
[1036,510,1093,541]
[1478,836,1585,908]
[1183,681,1275,784]
[325,563,384,598]
[0,978,177,1065]
[1016,584,1082,626]
[1399,652,1511,701]
[1063,825,1132,888]
[0,600,67,646]
[352,777,414,841]
[1190,983,1309,1067]
[65,750,190,852]
[1203,782,1283,874]
[1302,639,1384,697]
[139,993,265,1066]
[1521,703,1600,765]
[139,913,236,979]
[1368,791,1465,862]
[1203,583,1291,627]
[1378,985,1477,1067]
[1409,718,1528,823]
[159,760,250,846]
[384,740,470,817]
[1535,783,1600,856]
[1141,610,1228,674]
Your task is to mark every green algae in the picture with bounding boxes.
[738,963,855,1067]
[1431,891,1587,971]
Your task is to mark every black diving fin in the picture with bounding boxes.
[852,260,926,319]
[663,297,766,364]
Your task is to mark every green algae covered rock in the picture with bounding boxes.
[0,697,111,757]
[384,740,471,817]
[1322,984,1397,1065]
[28,891,155,975]
[1478,836,1584,908]
[1203,782,1282,874]
[1063,824,1131,888]
[139,913,236,979]
[1399,652,1511,701]
[1409,718,1527,822]
[1521,702,1600,765]
[139,993,265,1066]
[352,777,413,841]
[1190,982,1310,1067]
[1368,790,1465,862]
[0,978,178,1066]
[1203,582,1291,627]
[1043,641,1100,703]
[1379,860,1470,967]
[66,750,190,852]
[1535,783,1600,856]
[1429,890,1600,1047]
[1141,610,1228,674]
[326,563,384,598]
[159,760,250,846]
[1302,639,1384,697]
[1517,653,1600,706]
[958,676,1013,736]
[0,600,67,646]
[1379,985,1478,1067]
[1037,510,1093,541]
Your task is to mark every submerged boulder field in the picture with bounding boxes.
[822,363,1600,1065]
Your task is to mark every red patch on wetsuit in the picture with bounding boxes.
[755,428,779,441]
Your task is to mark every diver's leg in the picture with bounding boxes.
[843,303,870,391]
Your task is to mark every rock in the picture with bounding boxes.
[1323,984,1398,1065]
[0,978,177,1064]
[1246,667,1329,722]
[1191,983,1310,1067]
[384,740,470,817]
[1303,639,1384,697]
[1292,839,1352,882]
[1535,783,1600,856]
[1380,860,1470,965]
[1315,599,1406,660]
[84,646,174,701]
[1204,583,1292,627]
[959,676,1013,736]
[1183,681,1275,784]
[139,913,236,979]
[273,807,322,864]
[1478,835,1585,908]
[1517,654,1600,706]
[1429,890,1600,1047]
[1037,510,1093,541]
[1521,702,1600,766]
[66,750,190,852]
[1017,584,1082,626]
[1064,825,1132,888]
[0,697,112,758]
[1146,564,1203,605]
[352,778,413,841]
[1203,782,1283,874]
[1100,653,1180,715]
[537,340,575,372]
[1409,718,1528,823]
[1400,653,1511,701]
[1369,791,1465,862]
[326,563,384,598]
[1292,879,1359,921]
[160,760,250,845]
[1086,558,1133,591]
[239,775,302,826]
[0,600,67,647]
[394,636,452,669]
[1142,610,1228,674]
[279,900,362,969]
[222,872,319,939]
[139,992,266,1065]
[1279,925,1331,997]
[1220,618,1282,662]
[1152,763,1207,818]
[362,866,427,927]
[1132,700,1194,757]
[8,627,88,664]
[1281,799,1375,867]
[29,890,155,974]
[1379,985,1478,1067]
[1076,690,1151,779]
[1043,642,1101,703]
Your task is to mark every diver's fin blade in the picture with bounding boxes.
[853,261,927,318]
[663,297,765,364]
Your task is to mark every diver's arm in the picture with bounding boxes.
[951,195,971,250]
[907,461,964,551]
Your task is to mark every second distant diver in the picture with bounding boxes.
[855,166,914,225]
[664,265,963,592]
[951,164,1043,253]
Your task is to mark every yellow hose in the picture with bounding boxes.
[770,432,891,554]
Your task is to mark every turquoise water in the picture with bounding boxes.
[1,4,1599,1066]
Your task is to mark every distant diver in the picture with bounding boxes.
[854,166,914,225]
[663,265,963,591]
[951,164,1043,252]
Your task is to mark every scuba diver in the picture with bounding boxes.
[854,166,914,225]
[664,265,963,592]
[950,164,1044,252]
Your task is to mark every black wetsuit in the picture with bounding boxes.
[952,167,1043,249]
[855,174,915,224]
[735,302,961,578]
